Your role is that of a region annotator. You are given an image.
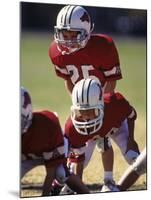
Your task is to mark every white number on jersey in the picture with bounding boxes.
[66,65,100,84]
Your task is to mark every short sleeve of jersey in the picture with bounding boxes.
[39,111,66,167]
[97,35,122,81]
[112,93,137,121]
[48,42,70,80]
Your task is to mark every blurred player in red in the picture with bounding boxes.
[118,147,146,191]
[61,78,140,193]
[49,5,126,190]
[21,87,89,196]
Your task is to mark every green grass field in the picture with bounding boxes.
[21,32,147,197]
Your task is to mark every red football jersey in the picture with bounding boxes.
[64,93,136,148]
[49,34,122,87]
[22,111,65,167]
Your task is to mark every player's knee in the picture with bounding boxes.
[96,137,112,153]
[124,150,140,165]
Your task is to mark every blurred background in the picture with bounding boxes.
[21,2,146,36]
[20,2,147,197]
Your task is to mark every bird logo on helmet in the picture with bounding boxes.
[80,12,90,23]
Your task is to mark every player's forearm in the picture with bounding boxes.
[103,80,116,94]
[42,167,56,196]
[127,118,135,140]
[75,161,84,179]
[66,173,90,194]
[42,176,54,196]
[65,80,73,95]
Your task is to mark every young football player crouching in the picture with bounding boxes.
[60,78,140,193]
[21,87,89,197]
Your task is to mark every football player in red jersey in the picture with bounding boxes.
[49,5,122,190]
[61,79,140,193]
[49,5,121,94]
[21,87,89,196]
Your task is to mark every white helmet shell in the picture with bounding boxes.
[71,78,104,135]
[56,5,91,33]
[54,5,93,54]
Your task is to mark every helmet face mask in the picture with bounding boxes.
[21,87,32,133]
[71,78,104,135]
[54,5,93,54]
[71,106,104,135]
[54,28,89,54]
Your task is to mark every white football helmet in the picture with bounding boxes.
[71,78,104,135]
[21,87,32,133]
[54,5,94,54]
